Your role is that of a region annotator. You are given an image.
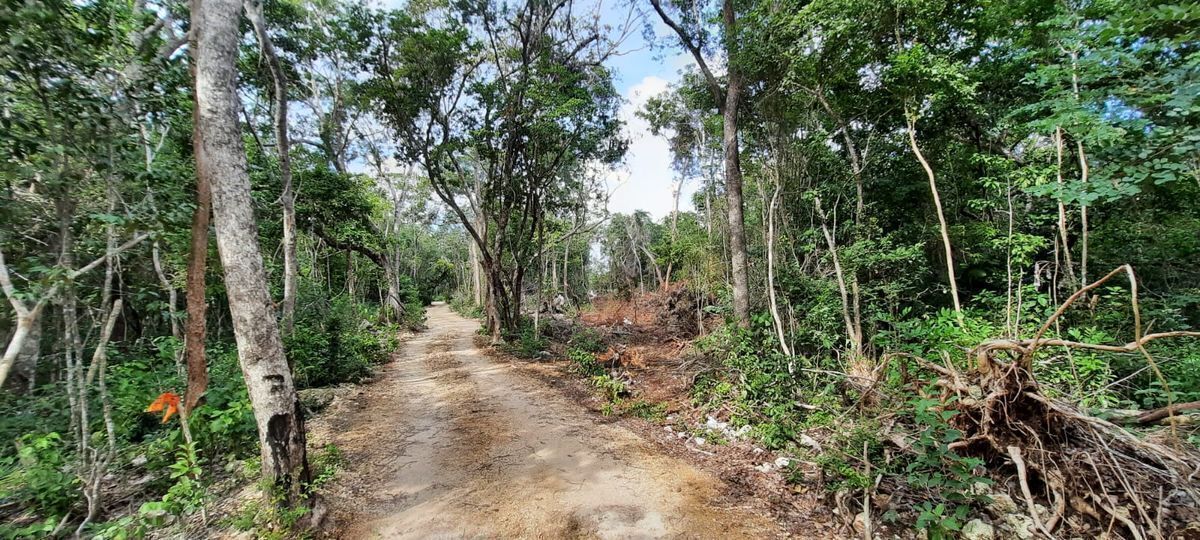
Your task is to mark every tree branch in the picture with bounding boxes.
[647,0,724,106]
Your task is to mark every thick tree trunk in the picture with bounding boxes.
[470,242,483,306]
[11,316,41,391]
[722,57,751,328]
[650,0,751,327]
[191,0,312,509]
[245,0,297,335]
[0,317,35,391]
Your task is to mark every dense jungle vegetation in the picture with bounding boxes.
[0,0,1197,537]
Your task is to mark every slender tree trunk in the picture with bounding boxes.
[192,0,312,509]
[907,112,963,325]
[346,251,357,299]
[184,165,211,413]
[561,241,569,297]
[245,0,297,335]
[1005,177,1016,336]
[766,184,790,356]
[814,196,862,359]
[1053,126,1078,290]
[152,242,182,341]
[1069,50,1090,286]
[1077,140,1090,286]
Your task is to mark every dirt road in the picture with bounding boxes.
[308,303,782,539]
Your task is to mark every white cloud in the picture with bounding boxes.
[604,75,697,220]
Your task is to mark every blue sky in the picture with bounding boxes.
[597,2,698,219]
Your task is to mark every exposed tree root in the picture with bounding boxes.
[917,266,1200,538]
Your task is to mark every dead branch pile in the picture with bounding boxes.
[919,266,1200,539]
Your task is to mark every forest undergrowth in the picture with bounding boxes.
[515,276,1200,540]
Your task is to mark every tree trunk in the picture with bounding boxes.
[1077,140,1090,286]
[184,163,212,413]
[907,112,963,325]
[470,241,482,306]
[191,0,312,509]
[12,316,41,392]
[1052,126,1079,291]
[0,317,35,391]
[766,184,790,356]
[722,56,751,328]
[245,0,297,336]
[650,0,751,327]
[151,242,182,341]
[814,196,863,359]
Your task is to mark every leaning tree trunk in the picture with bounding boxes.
[907,111,963,326]
[191,0,312,509]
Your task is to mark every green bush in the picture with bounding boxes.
[902,394,990,538]
[449,295,484,319]
[286,296,398,389]
[500,321,548,359]
[568,327,606,353]
[0,433,78,519]
[567,346,605,377]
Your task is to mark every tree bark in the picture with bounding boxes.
[0,232,148,390]
[12,316,41,391]
[184,162,211,413]
[719,0,750,327]
[191,0,312,508]
[1052,126,1078,290]
[245,0,297,335]
[814,196,863,359]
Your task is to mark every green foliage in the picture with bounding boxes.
[449,296,484,319]
[568,327,606,354]
[811,421,885,491]
[0,433,78,519]
[500,322,549,360]
[903,394,990,537]
[567,347,605,378]
[287,295,398,389]
[622,400,668,422]
[590,374,628,406]
[309,444,346,492]
[692,324,807,450]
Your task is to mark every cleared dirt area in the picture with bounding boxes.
[307,303,784,539]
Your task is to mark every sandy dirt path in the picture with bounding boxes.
[308,303,782,539]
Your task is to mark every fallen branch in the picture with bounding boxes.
[1136,400,1200,425]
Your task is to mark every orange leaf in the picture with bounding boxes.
[146,391,181,424]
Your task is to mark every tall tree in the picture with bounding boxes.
[650,0,752,327]
[190,0,312,508]
[244,0,298,335]
[365,1,625,340]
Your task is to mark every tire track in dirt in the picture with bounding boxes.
[309,304,785,539]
